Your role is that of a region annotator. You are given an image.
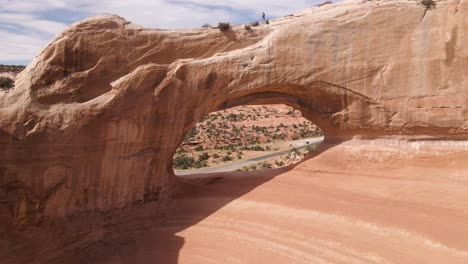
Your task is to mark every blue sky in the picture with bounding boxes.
[0,0,336,65]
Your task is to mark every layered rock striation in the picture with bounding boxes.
[0,0,467,221]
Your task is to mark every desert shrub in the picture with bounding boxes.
[201,24,212,28]
[221,155,232,162]
[265,20,269,25]
[193,160,207,168]
[290,147,300,155]
[305,145,316,152]
[177,148,187,154]
[317,1,332,7]
[198,152,210,161]
[275,160,285,167]
[259,162,272,170]
[184,128,197,142]
[237,154,242,159]
[0,64,25,73]
[420,0,435,9]
[218,22,231,31]
[251,21,260,27]
[244,25,252,31]
[0,77,14,91]
[195,145,204,151]
[212,153,220,158]
[173,155,195,170]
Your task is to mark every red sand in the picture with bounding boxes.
[3,141,468,264]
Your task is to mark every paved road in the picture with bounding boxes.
[175,137,324,175]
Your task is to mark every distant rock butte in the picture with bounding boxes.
[0,0,467,221]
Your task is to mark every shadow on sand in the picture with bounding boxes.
[3,142,335,264]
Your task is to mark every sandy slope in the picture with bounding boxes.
[161,147,468,264]
[4,140,467,264]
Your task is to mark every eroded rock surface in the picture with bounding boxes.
[0,0,467,222]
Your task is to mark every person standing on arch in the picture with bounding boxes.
[262,12,266,21]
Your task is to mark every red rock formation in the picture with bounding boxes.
[0,0,467,222]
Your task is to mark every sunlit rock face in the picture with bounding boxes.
[0,0,467,221]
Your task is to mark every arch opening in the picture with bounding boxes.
[173,104,324,176]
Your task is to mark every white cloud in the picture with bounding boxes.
[0,0,335,64]
[0,29,49,61]
[0,12,67,35]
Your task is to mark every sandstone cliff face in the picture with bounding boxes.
[0,0,467,221]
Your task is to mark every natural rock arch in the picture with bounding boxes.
[0,0,467,221]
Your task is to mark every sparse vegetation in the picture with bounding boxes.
[317,1,332,7]
[0,64,25,74]
[305,145,315,152]
[290,147,300,155]
[173,105,323,171]
[201,24,212,28]
[244,24,252,31]
[0,77,14,91]
[420,0,435,9]
[198,152,210,161]
[259,162,272,170]
[195,145,204,152]
[184,127,197,142]
[251,21,260,27]
[218,22,231,31]
[173,154,195,170]
[275,160,285,167]
[222,155,232,162]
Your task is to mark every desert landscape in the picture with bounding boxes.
[174,104,323,172]
[1,0,468,263]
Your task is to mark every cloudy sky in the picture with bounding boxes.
[0,0,338,65]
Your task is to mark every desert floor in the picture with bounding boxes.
[3,142,468,264]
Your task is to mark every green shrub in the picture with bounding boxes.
[195,145,204,151]
[173,155,195,170]
[0,77,14,91]
[184,128,197,142]
[420,0,435,9]
[198,152,210,161]
[176,148,187,154]
[218,22,231,31]
[275,160,285,167]
[222,155,232,162]
[260,162,272,170]
[193,160,207,168]
[290,147,300,155]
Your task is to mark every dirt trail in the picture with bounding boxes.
[175,137,323,175]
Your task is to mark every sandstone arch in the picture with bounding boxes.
[0,0,467,221]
